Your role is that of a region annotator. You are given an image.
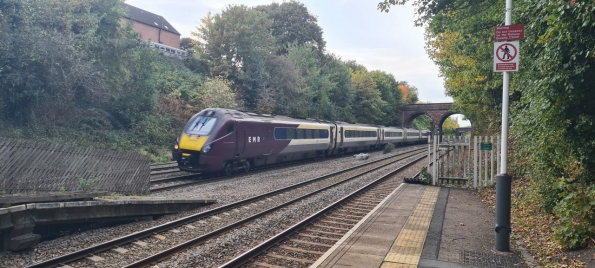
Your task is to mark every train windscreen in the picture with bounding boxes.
[184,116,218,136]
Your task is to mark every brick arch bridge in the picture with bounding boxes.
[401,103,467,134]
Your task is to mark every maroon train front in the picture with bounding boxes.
[172,108,430,175]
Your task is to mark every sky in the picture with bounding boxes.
[125,0,470,126]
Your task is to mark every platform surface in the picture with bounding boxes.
[312,184,531,268]
[313,183,438,268]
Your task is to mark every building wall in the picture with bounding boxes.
[128,20,180,48]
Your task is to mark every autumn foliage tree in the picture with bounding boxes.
[0,0,430,162]
[379,0,595,251]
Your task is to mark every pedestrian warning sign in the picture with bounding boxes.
[494,41,519,72]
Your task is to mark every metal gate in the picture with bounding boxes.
[429,135,501,189]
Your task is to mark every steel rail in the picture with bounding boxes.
[25,148,424,268]
[149,145,426,191]
[219,153,426,267]
[124,152,427,268]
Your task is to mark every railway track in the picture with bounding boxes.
[25,148,427,268]
[220,168,415,267]
[148,147,421,193]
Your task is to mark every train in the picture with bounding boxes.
[172,108,430,175]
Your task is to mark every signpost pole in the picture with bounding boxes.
[496,0,513,252]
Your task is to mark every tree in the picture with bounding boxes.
[320,54,355,122]
[442,117,459,135]
[348,65,387,124]
[255,1,326,55]
[259,55,300,115]
[194,5,274,110]
[378,0,595,249]
[180,37,195,53]
[285,43,332,118]
[412,114,433,130]
[0,0,138,126]
[369,71,405,126]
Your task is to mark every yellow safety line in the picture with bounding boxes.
[381,187,440,268]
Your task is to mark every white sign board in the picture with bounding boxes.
[493,41,519,72]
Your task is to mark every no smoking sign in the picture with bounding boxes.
[494,41,519,72]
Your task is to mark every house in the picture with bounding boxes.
[122,3,187,57]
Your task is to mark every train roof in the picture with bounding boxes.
[208,108,333,125]
[200,108,430,131]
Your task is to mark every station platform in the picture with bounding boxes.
[0,196,215,251]
[312,184,532,268]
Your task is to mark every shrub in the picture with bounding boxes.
[420,166,432,185]
[79,177,100,192]
[553,181,595,249]
[383,143,395,154]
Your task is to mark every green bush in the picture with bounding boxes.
[383,143,395,154]
[552,181,595,249]
[79,177,100,192]
[420,166,432,185]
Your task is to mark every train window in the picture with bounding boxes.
[184,116,217,136]
[226,124,234,134]
[297,129,305,139]
[305,129,312,139]
[274,128,287,139]
[320,130,329,138]
[314,130,320,139]
[288,128,295,139]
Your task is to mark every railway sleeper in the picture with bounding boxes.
[304,229,344,237]
[324,216,360,224]
[279,245,325,255]
[253,261,284,268]
[311,224,350,232]
[294,233,338,243]
[289,238,332,248]
[264,253,315,265]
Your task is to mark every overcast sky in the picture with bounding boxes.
[125,0,470,126]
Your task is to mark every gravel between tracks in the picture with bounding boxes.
[0,146,424,267]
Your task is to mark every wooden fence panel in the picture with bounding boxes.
[0,138,150,195]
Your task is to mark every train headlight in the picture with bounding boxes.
[202,144,211,153]
[174,144,179,150]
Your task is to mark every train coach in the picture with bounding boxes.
[172,108,430,175]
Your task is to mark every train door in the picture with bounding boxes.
[220,122,237,159]
[338,127,344,149]
[403,129,408,144]
[235,122,246,157]
[329,126,335,149]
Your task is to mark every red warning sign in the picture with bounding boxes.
[494,41,519,72]
[495,25,525,41]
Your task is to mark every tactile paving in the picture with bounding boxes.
[382,187,440,266]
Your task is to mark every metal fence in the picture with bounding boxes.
[429,135,500,189]
[0,138,150,195]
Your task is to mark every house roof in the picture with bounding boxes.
[123,3,180,35]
